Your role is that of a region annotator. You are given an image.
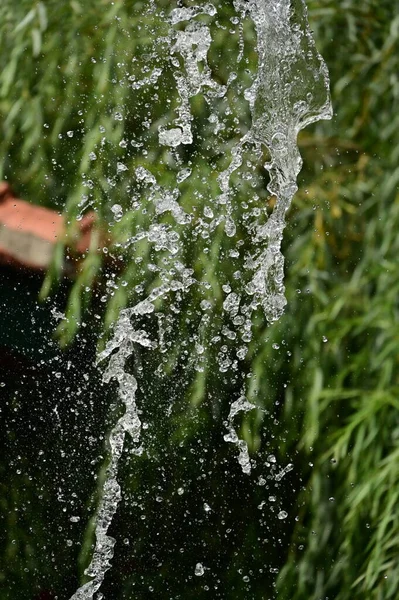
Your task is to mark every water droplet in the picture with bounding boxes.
[225,217,236,237]
[177,168,192,183]
[195,563,205,576]
[237,347,247,360]
[270,131,287,151]
[111,204,123,221]
[158,127,183,147]
[117,162,128,174]
[293,100,308,115]
[278,511,288,520]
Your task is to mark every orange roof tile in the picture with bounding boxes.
[0,182,96,271]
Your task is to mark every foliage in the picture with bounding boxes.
[0,0,398,599]
[276,1,399,597]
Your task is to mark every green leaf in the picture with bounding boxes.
[14,8,36,33]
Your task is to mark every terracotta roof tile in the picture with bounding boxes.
[0,182,96,271]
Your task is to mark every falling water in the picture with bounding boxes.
[70,1,331,597]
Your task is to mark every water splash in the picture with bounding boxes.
[216,0,332,473]
[160,4,225,148]
[70,310,154,599]
[227,0,332,322]
[247,0,331,320]
[70,1,331,596]
[223,395,256,474]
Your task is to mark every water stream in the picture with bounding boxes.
[70,1,331,597]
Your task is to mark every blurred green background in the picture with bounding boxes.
[1,0,399,599]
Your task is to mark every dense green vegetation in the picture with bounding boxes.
[1,0,398,599]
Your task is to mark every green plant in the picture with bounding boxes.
[1,1,398,599]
